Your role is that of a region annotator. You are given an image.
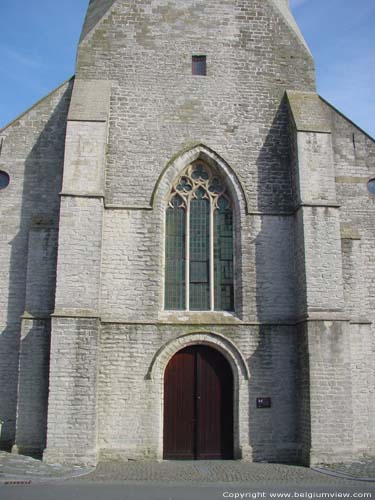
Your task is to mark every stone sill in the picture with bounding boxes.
[295,311,350,323]
[157,310,241,324]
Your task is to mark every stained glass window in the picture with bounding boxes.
[165,195,186,310]
[214,197,234,311]
[190,188,210,310]
[165,162,234,311]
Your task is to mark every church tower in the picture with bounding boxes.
[1,0,374,466]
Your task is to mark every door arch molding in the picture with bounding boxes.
[146,331,251,460]
[147,331,250,381]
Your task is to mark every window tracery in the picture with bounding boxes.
[165,161,234,311]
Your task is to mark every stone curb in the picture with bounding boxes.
[312,467,375,483]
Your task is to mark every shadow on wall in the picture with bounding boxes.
[247,325,299,464]
[0,81,73,453]
[255,95,293,215]
[13,320,52,458]
[247,97,300,463]
[255,95,297,325]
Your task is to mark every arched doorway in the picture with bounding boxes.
[163,345,233,460]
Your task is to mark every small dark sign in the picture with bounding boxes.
[256,397,271,409]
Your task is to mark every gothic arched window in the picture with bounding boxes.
[165,161,234,311]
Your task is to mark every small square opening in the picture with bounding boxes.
[192,55,207,76]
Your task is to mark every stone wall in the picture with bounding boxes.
[77,4,311,465]
[0,81,72,449]
[44,317,100,466]
[76,0,314,211]
[97,324,298,463]
[100,209,297,324]
[80,0,313,348]
[1,0,374,466]
[47,0,375,465]
[288,92,375,464]
[328,104,375,459]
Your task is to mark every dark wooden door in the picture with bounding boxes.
[163,345,233,460]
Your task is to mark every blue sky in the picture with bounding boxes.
[291,0,375,138]
[0,0,374,137]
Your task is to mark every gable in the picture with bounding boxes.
[79,0,117,43]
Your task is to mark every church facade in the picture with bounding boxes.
[0,0,374,466]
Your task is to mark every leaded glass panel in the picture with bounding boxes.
[165,161,235,312]
[190,189,210,310]
[214,201,234,311]
[165,195,186,310]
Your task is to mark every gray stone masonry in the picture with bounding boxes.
[327,101,375,459]
[44,317,100,467]
[0,0,374,468]
[0,80,73,450]
[76,0,315,210]
[45,78,111,465]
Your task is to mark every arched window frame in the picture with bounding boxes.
[164,160,234,312]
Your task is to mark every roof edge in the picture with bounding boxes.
[269,0,312,55]
[79,0,118,44]
[319,95,375,142]
[0,77,74,135]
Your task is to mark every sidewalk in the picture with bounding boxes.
[0,451,374,484]
[314,460,375,482]
[0,452,92,483]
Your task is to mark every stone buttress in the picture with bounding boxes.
[43,80,111,465]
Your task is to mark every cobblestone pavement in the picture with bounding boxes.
[0,451,374,484]
[76,460,371,484]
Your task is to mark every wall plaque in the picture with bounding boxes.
[256,397,271,409]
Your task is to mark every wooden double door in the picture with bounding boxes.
[163,345,233,460]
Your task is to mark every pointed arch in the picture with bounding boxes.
[145,331,251,460]
[165,159,234,311]
[156,144,247,317]
[151,144,249,214]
